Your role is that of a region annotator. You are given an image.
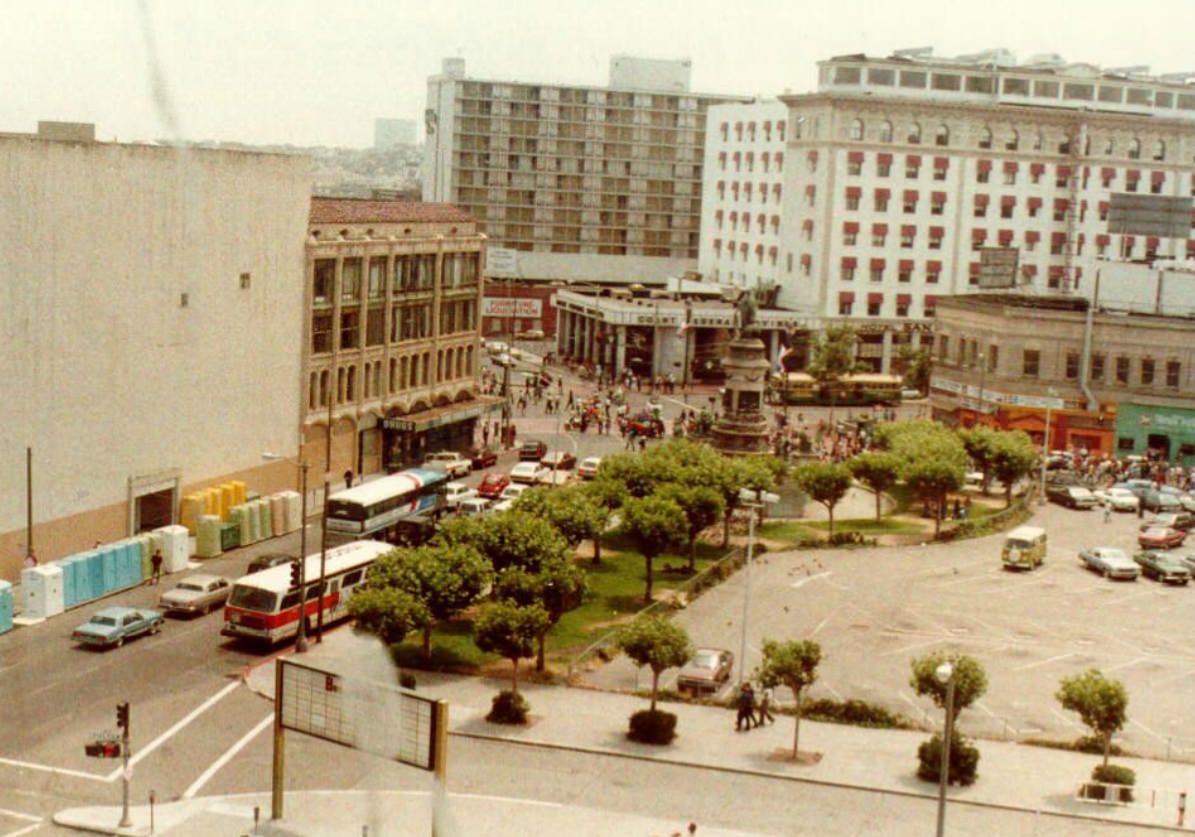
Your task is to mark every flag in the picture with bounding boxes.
[772,343,794,375]
[677,318,689,336]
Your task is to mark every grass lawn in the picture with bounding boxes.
[758,516,926,545]
[391,532,727,671]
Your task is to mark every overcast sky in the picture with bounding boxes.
[4,0,1192,148]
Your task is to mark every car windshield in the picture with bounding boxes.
[1007,539,1034,549]
[228,585,279,612]
[176,582,204,592]
[89,615,117,626]
[692,651,720,667]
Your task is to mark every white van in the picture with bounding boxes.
[1002,526,1047,570]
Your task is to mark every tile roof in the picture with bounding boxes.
[309,197,475,225]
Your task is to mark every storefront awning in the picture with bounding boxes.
[383,396,503,434]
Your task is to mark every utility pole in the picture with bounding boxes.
[25,447,33,561]
[117,702,132,828]
[316,382,333,642]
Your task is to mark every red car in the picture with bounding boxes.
[1138,526,1187,550]
[469,447,498,469]
[478,472,511,500]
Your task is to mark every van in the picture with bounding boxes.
[1002,526,1047,570]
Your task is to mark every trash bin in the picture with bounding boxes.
[220,522,241,552]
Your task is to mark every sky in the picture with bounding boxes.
[3,0,1193,148]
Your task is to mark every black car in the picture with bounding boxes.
[519,440,548,461]
[246,553,294,575]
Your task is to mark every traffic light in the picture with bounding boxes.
[289,560,302,589]
[85,740,122,758]
[116,702,129,734]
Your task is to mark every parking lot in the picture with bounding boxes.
[584,498,1195,760]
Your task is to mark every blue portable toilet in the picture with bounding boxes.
[87,550,104,601]
[74,551,97,604]
[59,556,77,607]
[0,580,12,634]
[116,542,134,588]
[100,546,118,593]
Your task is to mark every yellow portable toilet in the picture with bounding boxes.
[231,480,247,506]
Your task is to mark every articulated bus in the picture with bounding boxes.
[221,539,391,645]
[324,468,448,544]
[772,373,904,407]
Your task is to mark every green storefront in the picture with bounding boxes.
[1115,403,1195,463]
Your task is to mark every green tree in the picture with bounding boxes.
[794,462,853,536]
[494,555,586,672]
[597,451,678,498]
[898,344,932,394]
[474,601,550,696]
[909,652,989,722]
[619,496,687,603]
[1056,669,1129,767]
[348,582,428,646]
[705,455,782,547]
[439,510,570,575]
[904,457,965,535]
[959,426,1002,495]
[808,324,863,416]
[581,477,627,564]
[515,485,607,563]
[658,484,725,573]
[989,430,1040,507]
[755,639,822,759]
[848,452,901,522]
[616,616,693,711]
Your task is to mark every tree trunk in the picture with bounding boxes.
[1005,483,1013,508]
[422,625,432,659]
[933,491,943,535]
[723,508,732,548]
[792,688,803,760]
[688,531,697,573]
[826,503,835,537]
[592,534,602,565]
[874,487,882,522]
[536,631,546,672]
[650,669,660,712]
[511,658,519,696]
[1103,732,1111,767]
[644,554,654,604]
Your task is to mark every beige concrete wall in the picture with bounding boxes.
[0,138,312,576]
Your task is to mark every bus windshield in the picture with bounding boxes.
[228,585,278,612]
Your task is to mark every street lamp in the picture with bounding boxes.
[262,452,308,653]
[934,660,956,837]
[737,487,780,687]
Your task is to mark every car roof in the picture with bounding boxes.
[1008,526,1045,540]
[94,606,140,617]
[182,573,225,585]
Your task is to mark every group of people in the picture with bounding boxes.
[734,682,775,731]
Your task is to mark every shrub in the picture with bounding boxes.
[916,734,980,786]
[627,708,677,745]
[1081,764,1136,803]
[399,672,417,690]
[1023,736,1129,758]
[1092,763,1136,786]
[826,531,876,548]
[803,698,915,729]
[486,689,529,725]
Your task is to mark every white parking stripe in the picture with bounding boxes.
[0,756,105,783]
[0,808,41,823]
[1012,652,1075,671]
[3,823,43,837]
[1050,707,1081,729]
[182,713,273,799]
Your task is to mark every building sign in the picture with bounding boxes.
[1108,194,1194,239]
[486,247,519,277]
[930,377,1066,410]
[978,247,1019,289]
[483,297,543,318]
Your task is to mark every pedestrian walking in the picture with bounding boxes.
[735,683,756,731]
[343,469,354,489]
[1104,504,1112,524]
[150,549,164,585]
[756,686,775,726]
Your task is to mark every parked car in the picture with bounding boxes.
[1140,490,1183,513]
[72,607,163,648]
[159,574,232,616]
[422,451,472,478]
[1078,547,1140,580]
[677,648,735,695]
[1159,486,1195,513]
[444,482,479,509]
[541,451,576,471]
[1093,487,1140,512]
[468,447,498,470]
[518,440,548,461]
[1001,526,1047,571]
[491,353,516,368]
[578,456,603,480]
[1133,551,1192,585]
[1046,484,1098,509]
[499,484,532,503]
[1139,526,1187,550]
[1177,553,1195,576]
[510,461,548,484]
[514,328,545,340]
[485,340,509,355]
[246,552,294,576]
[478,472,511,499]
[457,497,493,518]
[1046,470,1084,487]
[1140,512,1195,532]
[392,514,437,547]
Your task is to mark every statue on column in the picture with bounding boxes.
[734,290,757,338]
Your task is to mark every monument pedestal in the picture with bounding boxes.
[710,330,772,457]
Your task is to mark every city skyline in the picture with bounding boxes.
[4,0,1194,148]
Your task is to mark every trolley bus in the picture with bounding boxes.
[221,539,391,645]
[324,468,448,544]
[772,372,904,407]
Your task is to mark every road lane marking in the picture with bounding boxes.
[810,614,833,637]
[3,823,43,837]
[1130,717,1168,743]
[0,756,106,783]
[0,808,41,823]
[182,713,273,799]
[1050,707,1081,729]
[1103,657,1145,673]
[1012,652,1075,671]
[790,571,831,589]
[105,680,240,781]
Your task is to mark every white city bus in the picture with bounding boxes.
[324,468,448,543]
[221,539,391,645]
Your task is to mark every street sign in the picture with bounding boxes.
[977,247,1019,289]
[85,737,123,758]
[486,247,519,277]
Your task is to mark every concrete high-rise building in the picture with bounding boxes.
[422,57,750,285]
[700,49,1195,374]
[375,118,417,148]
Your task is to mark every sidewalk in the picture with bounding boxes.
[56,611,1195,835]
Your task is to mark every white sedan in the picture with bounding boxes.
[1094,487,1139,512]
[510,462,548,484]
[444,482,478,509]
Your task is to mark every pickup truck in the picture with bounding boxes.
[422,451,472,478]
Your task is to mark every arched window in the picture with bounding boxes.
[346,365,357,400]
[389,358,397,393]
[879,120,893,143]
[1153,139,1166,161]
[337,367,347,403]
[978,126,992,149]
[935,123,950,147]
[1032,131,1043,151]
[849,118,864,140]
[1005,129,1019,151]
[907,122,921,144]
[1128,137,1141,159]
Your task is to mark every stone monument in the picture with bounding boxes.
[710,296,772,457]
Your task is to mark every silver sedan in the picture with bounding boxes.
[159,574,233,616]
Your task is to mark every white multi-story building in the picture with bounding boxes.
[747,49,1195,373]
[423,57,749,285]
[697,100,789,293]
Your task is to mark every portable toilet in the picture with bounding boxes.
[22,564,64,619]
[155,524,191,571]
[257,498,272,542]
[119,541,139,588]
[100,545,119,593]
[86,552,104,602]
[282,490,302,533]
[269,494,286,537]
[59,556,78,607]
[0,579,12,633]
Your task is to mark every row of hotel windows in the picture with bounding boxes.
[714,212,782,234]
[714,181,782,202]
[842,117,1175,160]
[836,152,1192,193]
[939,337,1183,387]
[835,257,1080,288]
[311,300,478,354]
[718,120,787,143]
[835,223,1182,259]
[837,186,1195,222]
[306,346,476,410]
[837,291,931,318]
[312,253,481,306]
[716,150,785,173]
